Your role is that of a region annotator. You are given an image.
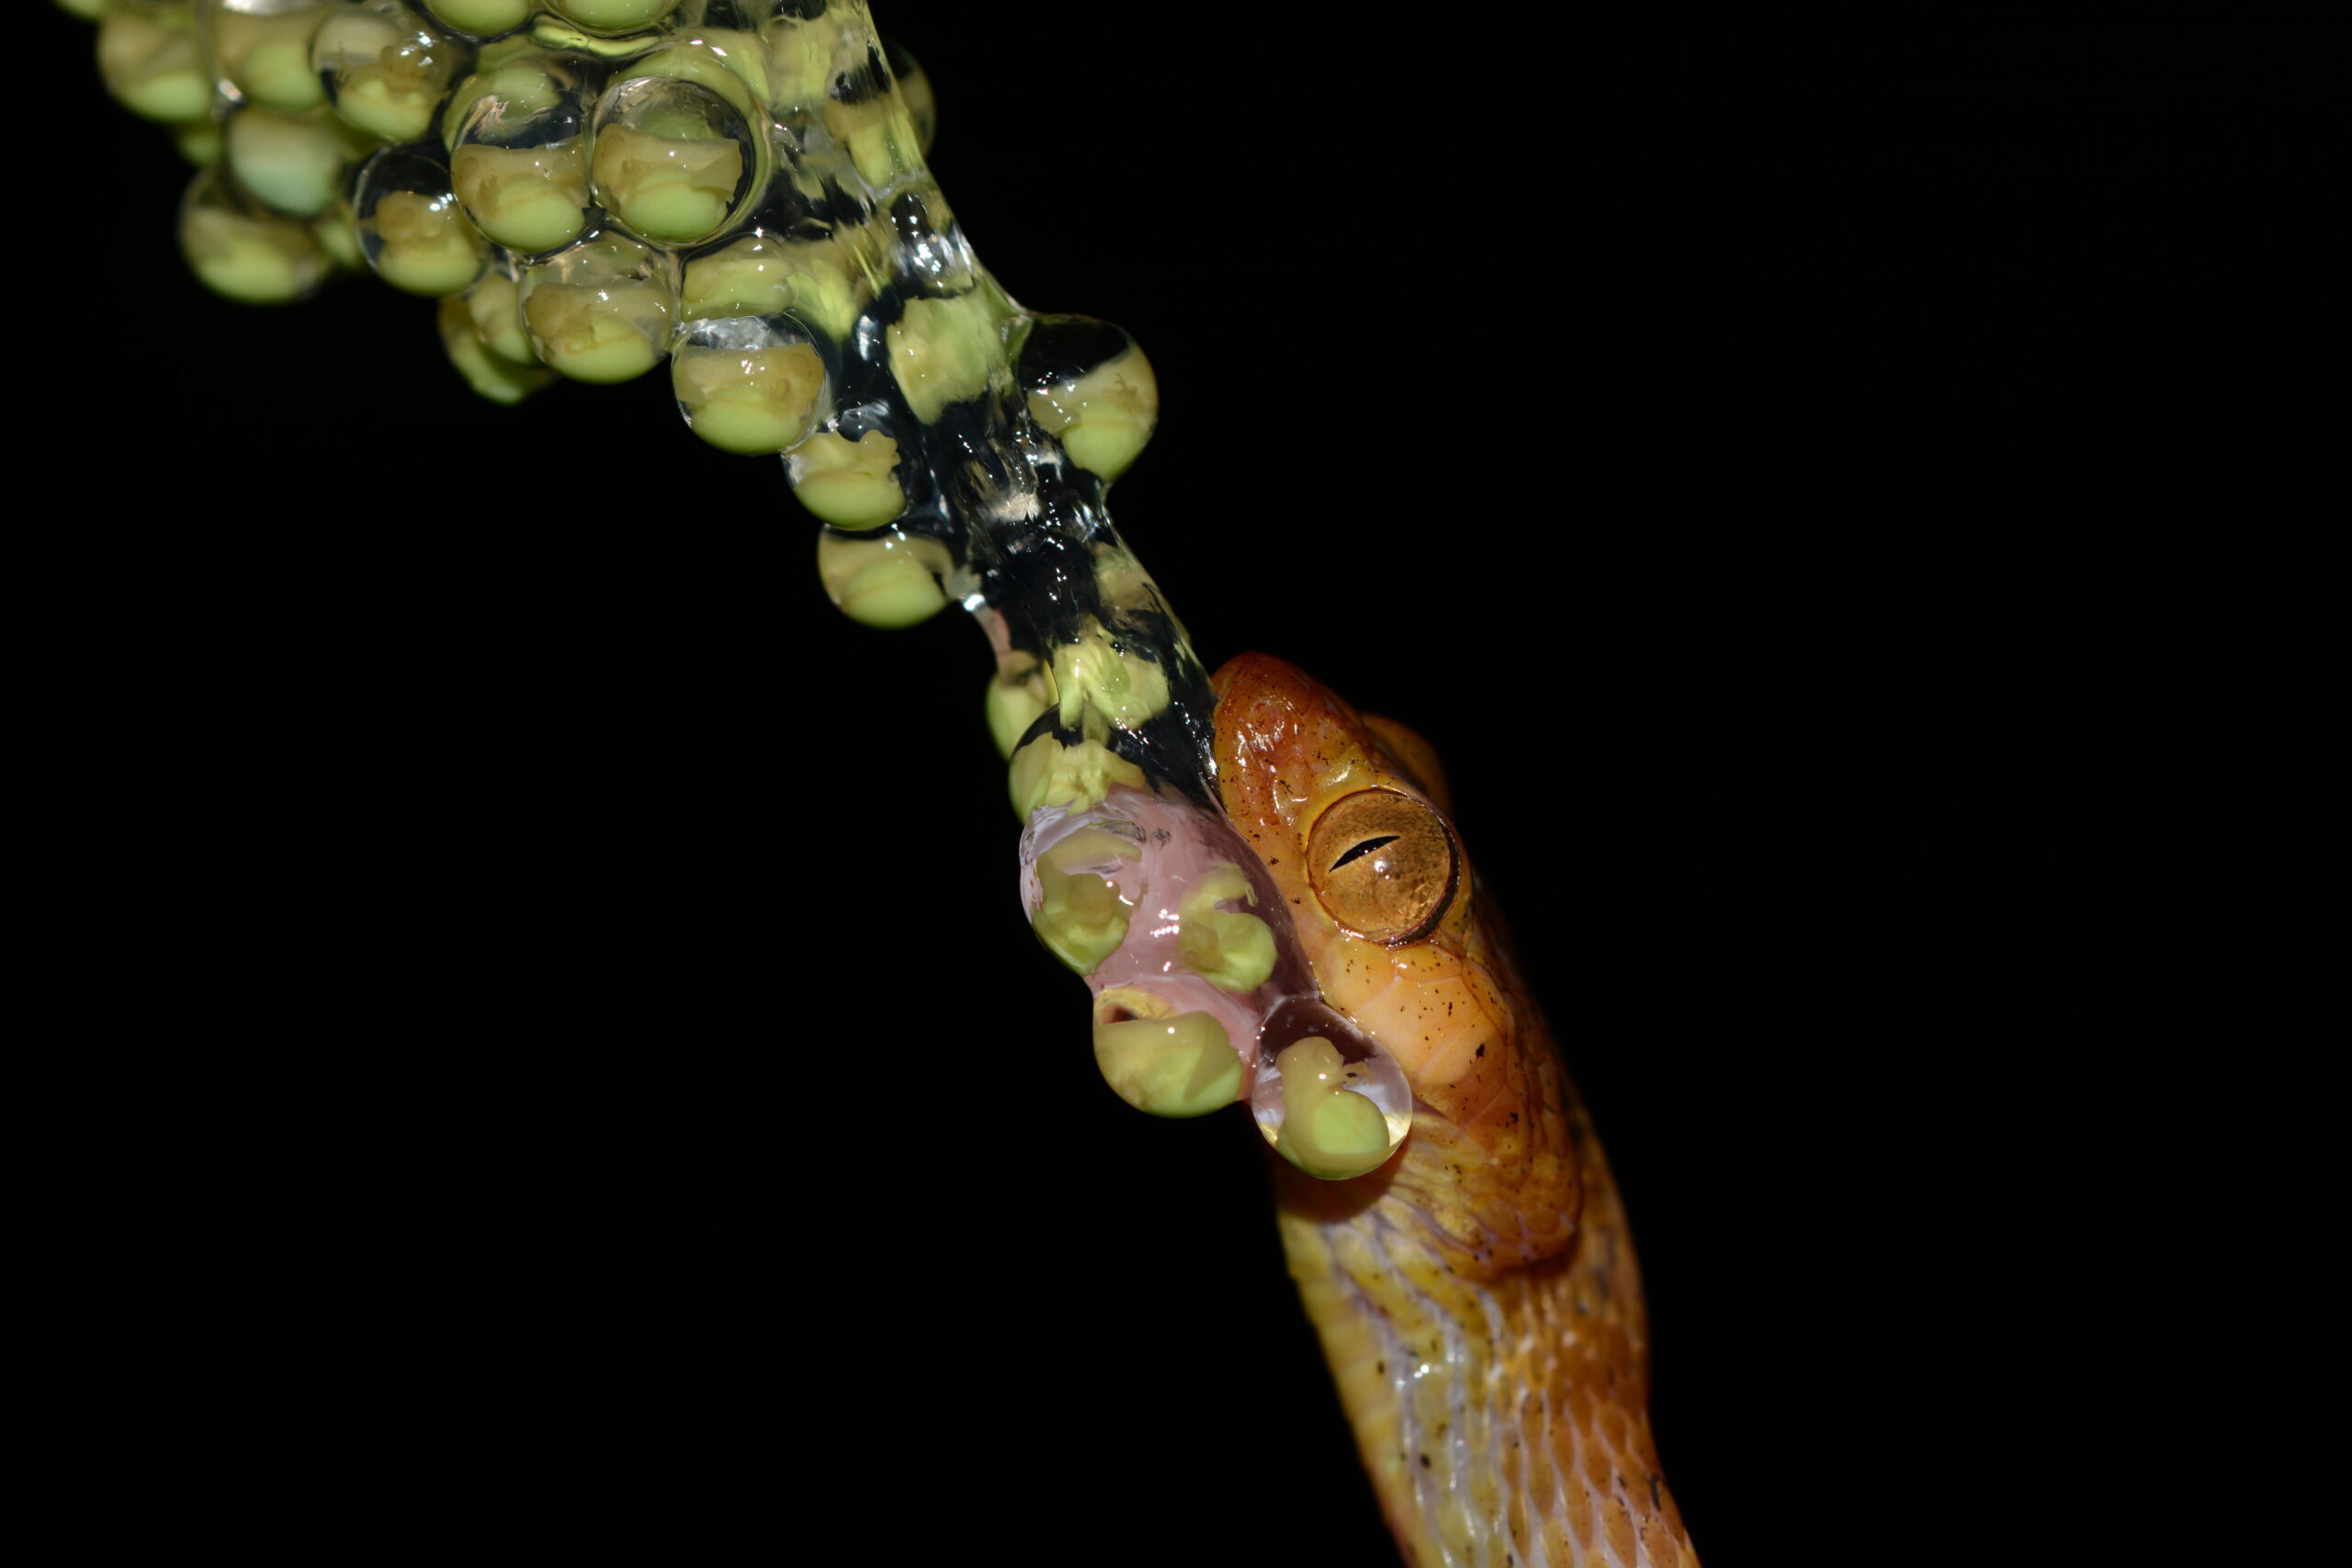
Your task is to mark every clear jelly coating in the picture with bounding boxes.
[355,146,486,296]
[671,314,830,457]
[435,249,548,395]
[420,1,533,38]
[199,1,336,113]
[458,255,538,361]
[786,414,904,531]
[1019,788,1300,1122]
[1018,315,1159,484]
[97,2,209,123]
[1248,998,1413,1181]
[311,1,458,145]
[436,290,551,402]
[516,230,677,382]
[545,1,679,37]
[178,166,328,304]
[815,526,948,630]
[590,73,757,245]
[447,51,593,254]
[222,105,364,218]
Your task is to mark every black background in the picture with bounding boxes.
[12,3,2341,1557]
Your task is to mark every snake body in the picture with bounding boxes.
[1213,655,1694,1566]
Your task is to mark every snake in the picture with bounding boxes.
[54,5,1697,1560]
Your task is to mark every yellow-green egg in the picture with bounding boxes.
[97,3,209,123]
[787,430,903,530]
[422,0,531,34]
[545,0,679,31]
[1091,992,1242,1119]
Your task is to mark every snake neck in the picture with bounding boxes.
[1273,1065,1698,1568]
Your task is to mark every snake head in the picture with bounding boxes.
[1211,653,1581,1270]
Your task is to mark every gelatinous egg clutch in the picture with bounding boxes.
[1020,789,1414,1181]
[83,0,1406,1184]
[90,0,952,467]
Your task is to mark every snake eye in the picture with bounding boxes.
[1305,789,1458,944]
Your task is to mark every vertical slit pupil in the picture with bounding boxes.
[1329,835,1400,873]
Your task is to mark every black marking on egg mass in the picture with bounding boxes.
[831,44,893,103]
[888,190,942,240]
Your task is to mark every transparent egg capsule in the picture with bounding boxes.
[178,165,329,304]
[458,252,540,366]
[883,289,1011,426]
[1019,809,1144,979]
[436,291,552,404]
[446,51,595,254]
[680,227,800,321]
[786,409,904,532]
[638,10,772,101]
[814,525,948,629]
[984,652,1053,761]
[516,231,679,383]
[590,73,759,246]
[683,223,870,344]
[418,0,533,38]
[543,0,683,35]
[198,1,334,113]
[1090,987,1244,1121]
[1017,315,1159,484]
[670,315,830,457]
[1248,998,1412,1181]
[607,28,773,107]
[174,116,226,169]
[741,2,839,118]
[353,145,486,295]
[98,1,211,124]
[312,197,365,270]
[311,0,464,145]
[220,103,369,217]
[817,51,922,193]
